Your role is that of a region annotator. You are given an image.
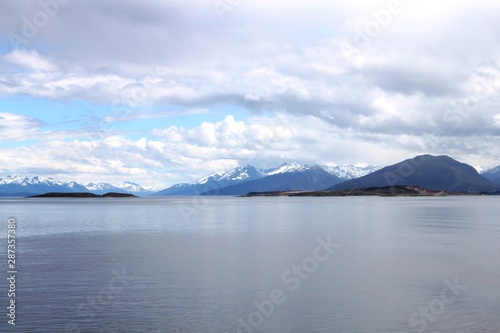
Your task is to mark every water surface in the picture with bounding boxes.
[0,196,499,332]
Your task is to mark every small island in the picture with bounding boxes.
[28,192,137,198]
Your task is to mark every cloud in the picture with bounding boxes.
[1,111,499,187]
[0,112,45,140]
[104,108,209,123]
[1,0,500,183]
[3,49,57,71]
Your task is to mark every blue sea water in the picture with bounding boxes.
[0,196,499,332]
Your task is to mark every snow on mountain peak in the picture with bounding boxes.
[119,181,159,193]
[322,164,381,179]
[482,165,500,174]
[0,175,65,186]
[195,165,266,184]
[220,165,266,181]
[0,175,25,185]
[66,181,81,188]
[85,182,117,191]
[261,162,380,178]
[265,162,314,176]
[195,172,221,185]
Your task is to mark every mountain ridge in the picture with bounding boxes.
[0,176,159,197]
[330,154,497,193]
[481,165,500,185]
[201,165,344,195]
[2,156,497,196]
[154,162,381,196]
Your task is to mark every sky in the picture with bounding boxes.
[1,0,500,188]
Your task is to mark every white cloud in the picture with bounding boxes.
[104,108,208,123]
[3,49,56,71]
[0,112,44,140]
[1,111,499,187]
[493,114,500,129]
[1,0,500,182]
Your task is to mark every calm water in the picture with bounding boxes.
[0,196,499,333]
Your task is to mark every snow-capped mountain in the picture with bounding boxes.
[118,181,159,194]
[265,162,315,175]
[155,162,381,196]
[481,165,500,185]
[66,181,84,189]
[85,182,126,195]
[0,176,88,196]
[0,175,62,187]
[0,161,381,197]
[322,164,382,180]
[155,165,266,196]
[85,181,159,194]
[205,164,343,195]
[0,176,159,196]
[481,165,500,175]
[264,162,380,179]
[196,165,267,184]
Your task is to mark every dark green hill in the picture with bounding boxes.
[329,155,497,193]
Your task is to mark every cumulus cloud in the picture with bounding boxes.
[0,0,500,183]
[1,111,499,187]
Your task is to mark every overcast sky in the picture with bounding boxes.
[1,0,500,187]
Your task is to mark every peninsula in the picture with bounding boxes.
[241,185,454,197]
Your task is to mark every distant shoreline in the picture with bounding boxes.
[240,185,499,197]
[27,192,137,198]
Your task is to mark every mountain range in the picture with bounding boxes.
[1,156,498,196]
[0,176,159,197]
[154,162,380,196]
[157,157,498,195]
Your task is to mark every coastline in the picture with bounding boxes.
[239,185,495,197]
